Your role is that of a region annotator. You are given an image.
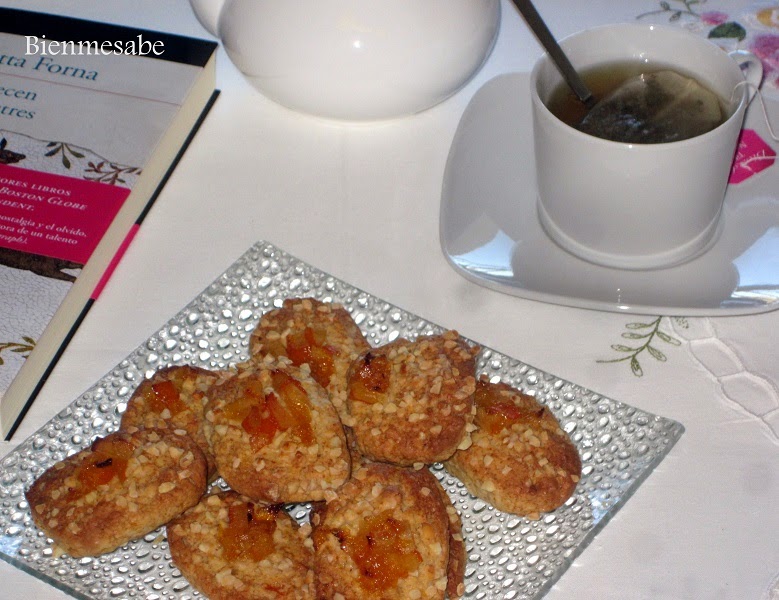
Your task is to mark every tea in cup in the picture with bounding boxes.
[530,23,763,270]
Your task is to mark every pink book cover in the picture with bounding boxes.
[0,135,139,403]
[0,9,217,436]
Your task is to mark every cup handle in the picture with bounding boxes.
[728,50,764,103]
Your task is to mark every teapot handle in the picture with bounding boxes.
[188,0,225,37]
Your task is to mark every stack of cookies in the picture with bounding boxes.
[26,297,581,599]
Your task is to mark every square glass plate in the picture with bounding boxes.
[0,241,684,599]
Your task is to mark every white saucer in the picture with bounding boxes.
[440,73,779,316]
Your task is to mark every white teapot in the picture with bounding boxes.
[189,0,501,121]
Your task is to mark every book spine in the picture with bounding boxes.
[91,224,139,301]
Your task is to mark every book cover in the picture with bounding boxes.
[0,8,218,439]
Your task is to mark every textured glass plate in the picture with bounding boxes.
[0,241,684,599]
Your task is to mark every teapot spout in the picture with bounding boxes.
[189,0,225,37]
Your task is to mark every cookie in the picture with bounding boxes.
[167,491,315,600]
[445,378,581,518]
[345,330,479,465]
[312,462,453,600]
[120,365,223,480]
[25,428,207,557]
[432,476,466,600]
[249,297,369,420]
[204,358,350,502]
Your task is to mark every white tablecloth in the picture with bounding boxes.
[1,1,778,599]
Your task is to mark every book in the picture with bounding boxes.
[0,8,219,439]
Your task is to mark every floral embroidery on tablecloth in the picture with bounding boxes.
[635,2,779,184]
[601,314,779,443]
[637,1,779,89]
[0,337,35,366]
[598,316,688,376]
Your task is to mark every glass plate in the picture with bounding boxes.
[0,241,684,599]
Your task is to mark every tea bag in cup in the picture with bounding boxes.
[577,70,724,144]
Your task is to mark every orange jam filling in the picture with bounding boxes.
[475,382,545,435]
[219,501,278,562]
[143,380,187,415]
[223,371,314,449]
[71,436,135,497]
[334,510,422,591]
[269,370,314,445]
[285,326,336,388]
[241,400,279,449]
[222,379,264,422]
[349,352,391,404]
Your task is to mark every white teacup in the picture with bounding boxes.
[531,23,763,270]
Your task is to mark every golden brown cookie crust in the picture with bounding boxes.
[25,428,207,557]
[204,359,350,502]
[249,297,369,420]
[346,330,479,465]
[312,462,451,600]
[167,491,315,600]
[120,365,224,480]
[431,476,466,600]
[445,378,581,518]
